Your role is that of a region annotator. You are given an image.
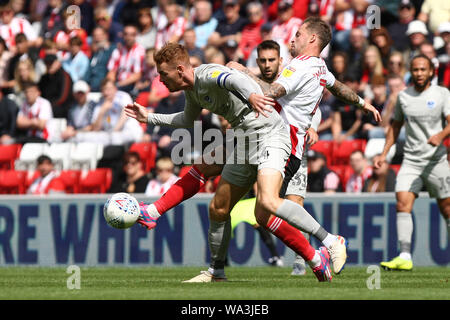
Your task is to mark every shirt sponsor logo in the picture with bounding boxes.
[211,71,221,79]
[427,100,435,109]
[281,66,296,78]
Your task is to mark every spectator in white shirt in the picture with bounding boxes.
[145,157,180,197]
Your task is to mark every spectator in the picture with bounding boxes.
[83,26,115,92]
[11,58,39,107]
[183,28,204,62]
[404,20,430,64]
[134,47,158,96]
[136,6,156,50]
[106,24,145,93]
[436,22,450,56]
[346,150,373,193]
[74,79,143,145]
[330,51,348,82]
[0,3,38,50]
[16,81,53,143]
[191,0,218,49]
[387,51,408,81]
[94,6,123,44]
[62,36,90,83]
[0,37,12,93]
[363,154,396,192]
[333,0,369,51]
[0,88,19,144]
[118,0,143,26]
[347,27,367,77]
[145,157,179,197]
[380,74,407,134]
[108,151,150,194]
[238,1,265,63]
[204,45,226,65]
[38,0,66,43]
[271,0,303,47]
[155,2,187,50]
[27,155,65,194]
[267,0,310,21]
[69,0,95,35]
[144,91,186,157]
[387,0,416,52]
[61,80,96,141]
[370,27,394,68]
[317,89,335,141]
[53,12,91,60]
[361,75,387,139]
[222,39,245,64]
[38,53,73,118]
[360,45,386,93]
[208,0,247,51]
[417,0,450,34]
[307,150,342,193]
[331,73,363,143]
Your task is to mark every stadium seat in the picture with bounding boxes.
[390,164,401,175]
[309,140,334,167]
[129,142,157,172]
[58,170,81,193]
[0,144,22,170]
[70,142,104,170]
[364,138,396,163]
[78,168,112,193]
[331,139,367,165]
[45,118,68,143]
[0,170,27,194]
[15,143,48,171]
[46,143,75,171]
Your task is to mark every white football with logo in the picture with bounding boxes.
[103,193,140,229]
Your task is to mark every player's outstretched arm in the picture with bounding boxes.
[328,80,382,123]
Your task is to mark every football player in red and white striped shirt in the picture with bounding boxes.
[107,24,145,92]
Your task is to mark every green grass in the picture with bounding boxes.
[0,266,448,300]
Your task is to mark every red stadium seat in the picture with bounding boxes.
[0,144,22,170]
[129,142,157,172]
[331,139,367,165]
[58,170,81,193]
[0,170,27,194]
[390,164,401,175]
[78,168,112,193]
[309,140,333,166]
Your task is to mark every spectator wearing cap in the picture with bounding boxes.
[418,0,450,35]
[38,53,73,119]
[222,39,246,65]
[27,155,65,195]
[271,0,303,47]
[62,36,90,83]
[16,81,53,143]
[191,0,218,49]
[404,20,430,64]
[106,24,145,94]
[346,150,373,193]
[363,154,396,193]
[307,150,342,193]
[61,80,97,141]
[208,0,247,53]
[238,1,265,62]
[83,26,116,92]
[436,22,450,87]
[154,3,187,50]
[388,0,417,52]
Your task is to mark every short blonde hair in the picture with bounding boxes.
[156,157,174,171]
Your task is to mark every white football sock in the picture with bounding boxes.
[147,204,161,219]
[322,233,338,249]
[397,212,413,256]
[306,251,321,268]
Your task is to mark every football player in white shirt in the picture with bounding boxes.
[231,17,381,273]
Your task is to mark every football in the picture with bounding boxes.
[103,193,141,229]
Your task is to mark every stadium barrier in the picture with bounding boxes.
[0,193,448,267]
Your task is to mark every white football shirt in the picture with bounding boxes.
[275,55,336,158]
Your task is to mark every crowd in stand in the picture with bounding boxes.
[0,0,448,195]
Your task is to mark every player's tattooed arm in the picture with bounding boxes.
[327,80,360,106]
[264,82,287,99]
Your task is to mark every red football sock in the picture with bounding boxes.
[266,215,315,262]
[153,166,206,215]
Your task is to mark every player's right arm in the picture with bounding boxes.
[124,101,201,128]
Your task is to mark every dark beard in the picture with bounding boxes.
[412,75,432,90]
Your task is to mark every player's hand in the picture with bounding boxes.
[362,102,382,123]
[124,102,149,123]
[226,61,246,71]
[373,154,386,169]
[427,133,443,146]
[306,127,319,146]
[248,93,274,118]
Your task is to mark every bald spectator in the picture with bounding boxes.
[191,0,218,49]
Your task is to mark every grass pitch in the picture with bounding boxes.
[0,266,448,300]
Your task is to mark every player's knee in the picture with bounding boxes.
[209,200,230,221]
[255,195,278,216]
[396,201,412,213]
[254,209,271,227]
